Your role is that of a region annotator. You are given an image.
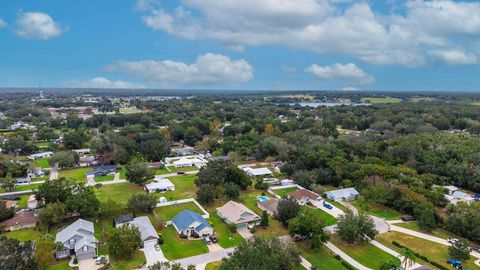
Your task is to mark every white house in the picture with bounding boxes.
[242,167,273,177]
[444,185,460,195]
[324,188,360,202]
[164,155,208,168]
[28,151,54,160]
[145,178,175,193]
[445,191,475,205]
[55,219,97,261]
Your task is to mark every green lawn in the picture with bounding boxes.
[95,174,115,182]
[111,251,146,270]
[394,221,458,240]
[166,166,199,173]
[330,236,400,270]
[15,183,42,191]
[17,195,29,208]
[377,231,480,270]
[5,228,45,242]
[351,200,401,220]
[158,174,197,201]
[272,187,298,198]
[360,97,402,104]
[310,207,337,226]
[96,182,145,207]
[161,225,209,260]
[205,261,221,270]
[324,198,349,212]
[154,167,170,175]
[298,243,349,270]
[154,202,204,221]
[45,261,71,270]
[119,167,126,179]
[32,175,49,181]
[32,158,50,168]
[59,168,88,183]
[208,213,244,248]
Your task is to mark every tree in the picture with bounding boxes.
[224,182,240,200]
[336,210,377,244]
[288,208,329,248]
[413,202,437,232]
[38,202,66,230]
[65,185,100,217]
[399,248,415,270]
[264,123,274,136]
[35,178,75,207]
[276,197,301,226]
[380,259,401,270]
[50,151,79,169]
[99,199,124,219]
[0,174,16,192]
[220,237,301,270]
[0,200,15,222]
[108,225,142,259]
[196,184,215,204]
[0,236,36,270]
[260,210,269,227]
[127,193,157,213]
[126,160,154,185]
[448,238,471,261]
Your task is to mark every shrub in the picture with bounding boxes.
[249,227,256,233]
[227,223,237,233]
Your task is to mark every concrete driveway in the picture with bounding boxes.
[142,246,167,267]
[237,228,253,240]
[78,258,96,270]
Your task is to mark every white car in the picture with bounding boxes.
[95,255,106,265]
[448,238,459,244]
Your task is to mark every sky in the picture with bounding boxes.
[1,0,480,91]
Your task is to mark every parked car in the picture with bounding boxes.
[292,235,303,242]
[203,236,212,245]
[400,215,416,221]
[155,244,161,251]
[323,202,333,209]
[448,238,459,244]
[209,235,218,243]
[177,171,186,175]
[95,255,105,265]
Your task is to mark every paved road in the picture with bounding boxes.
[0,189,34,197]
[172,248,235,268]
[324,241,371,270]
[49,164,58,180]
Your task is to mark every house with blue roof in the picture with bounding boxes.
[172,210,213,238]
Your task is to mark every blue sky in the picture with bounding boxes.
[1,0,480,91]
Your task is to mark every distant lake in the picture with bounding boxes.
[288,102,371,108]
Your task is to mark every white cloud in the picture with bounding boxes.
[306,63,374,85]
[429,49,477,65]
[0,19,7,28]
[64,77,145,89]
[138,0,480,67]
[106,53,253,86]
[16,12,65,40]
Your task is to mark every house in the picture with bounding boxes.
[280,179,295,186]
[216,201,260,228]
[165,155,207,168]
[16,178,31,185]
[55,219,97,260]
[444,185,460,195]
[445,191,475,205]
[145,178,175,193]
[209,156,231,162]
[115,216,159,247]
[173,147,197,156]
[242,167,273,177]
[288,189,322,206]
[10,121,36,131]
[113,214,134,227]
[1,210,38,231]
[28,151,53,160]
[78,156,97,167]
[86,165,117,177]
[257,198,279,216]
[172,210,213,237]
[72,148,91,155]
[324,188,360,202]
[27,167,44,178]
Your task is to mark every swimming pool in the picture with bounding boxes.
[257,196,269,202]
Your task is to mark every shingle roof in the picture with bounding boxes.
[216,201,259,224]
[243,167,273,176]
[258,198,279,214]
[1,210,37,227]
[324,188,359,200]
[145,178,175,191]
[288,189,321,201]
[172,210,212,232]
[130,216,158,241]
[55,219,95,245]
[114,214,133,225]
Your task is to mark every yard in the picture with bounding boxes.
[17,195,29,208]
[158,174,197,201]
[111,251,146,270]
[205,261,221,270]
[272,187,298,198]
[310,207,337,226]
[96,182,145,206]
[59,168,88,183]
[154,201,204,221]
[330,235,400,270]
[351,200,401,220]
[166,166,199,173]
[95,174,115,182]
[5,227,45,242]
[160,225,209,260]
[154,167,170,175]
[394,221,458,240]
[297,243,349,270]
[376,231,480,270]
[45,261,71,270]
[208,213,244,248]
[14,182,42,191]
[32,158,50,168]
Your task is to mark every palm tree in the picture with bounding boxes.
[399,248,415,270]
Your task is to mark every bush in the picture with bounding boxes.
[341,261,356,270]
[179,233,188,239]
[227,223,237,233]
[334,254,342,261]
[249,227,256,233]
[157,234,164,245]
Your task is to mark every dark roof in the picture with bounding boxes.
[114,214,133,225]
[1,210,37,227]
[288,189,321,201]
[87,165,117,176]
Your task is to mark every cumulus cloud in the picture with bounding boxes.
[306,63,374,85]
[137,0,480,67]
[106,53,253,86]
[64,77,145,89]
[0,19,7,28]
[16,12,65,40]
[429,49,477,65]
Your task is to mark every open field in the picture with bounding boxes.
[96,182,145,206]
[298,243,349,270]
[59,168,88,183]
[111,250,146,270]
[360,97,402,104]
[154,201,203,221]
[311,207,337,226]
[351,200,401,220]
[160,225,209,260]
[159,174,197,201]
[272,187,298,197]
[32,158,50,168]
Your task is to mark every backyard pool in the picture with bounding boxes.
[257,196,269,202]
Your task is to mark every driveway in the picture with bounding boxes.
[237,228,253,240]
[142,246,167,267]
[207,243,223,252]
[172,248,235,268]
[78,258,96,270]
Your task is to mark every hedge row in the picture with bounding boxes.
[333,253,356,270]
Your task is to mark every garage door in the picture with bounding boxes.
[144,239,157,248]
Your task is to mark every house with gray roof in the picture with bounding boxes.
[445,191,475,205]
[172,210,213,238]
[115,216,159,248]
[54,219,97,261]
[324,187,360,202]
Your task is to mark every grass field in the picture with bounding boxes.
[361,97,402,104]
[208,213,244,248]
[111,251,146,270]
[14,183,42,191]
[351,200,401,220]
[32,158,50,168]
[45,261,71,270]
[95,174,115,182]
[298,243,349,270]
[96,182,145,206]
[119,107,141,114]
[394,221,458,239]
[166,166,199,173]
[376,231,480,270]
[59,168,88,183]
[324,198,349,212]
[5,228,45,242]
[154,202,203,221]
[205,261,222,270]
[154,167,170,175]
[330,236,400,270]
[272,187,298,198]
[159,174,197,201]
[311,207,337,226]
[161,225,209,260]
[17,195,29,208]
